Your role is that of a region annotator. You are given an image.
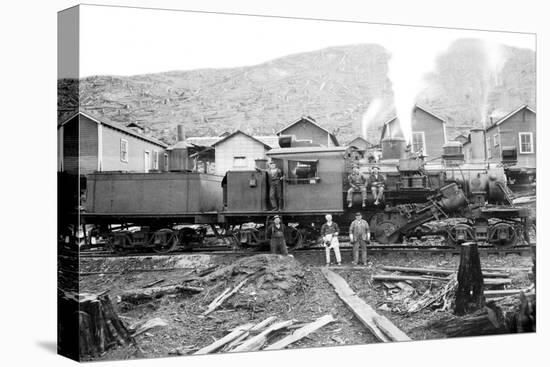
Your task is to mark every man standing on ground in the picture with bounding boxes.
[321,214,341,266]
[267,215,288,255]
[349,212,370,266]
[347,165,367,208]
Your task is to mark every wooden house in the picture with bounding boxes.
[58,111,168,175]
[380,105,447,158]
[276,116,339,147]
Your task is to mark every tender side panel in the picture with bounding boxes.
[226,171,268,212]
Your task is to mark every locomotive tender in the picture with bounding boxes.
[81,134,531,253]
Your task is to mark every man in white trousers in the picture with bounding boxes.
[320,214,341,266]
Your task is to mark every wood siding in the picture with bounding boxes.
[214,133,268,175]
[487,108,536,168]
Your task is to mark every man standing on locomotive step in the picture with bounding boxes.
[369,166,386,206]
[347,165,367,208]
[321,214,341,266]
[257,161,284,211]
[349,212,370,266]
[267,215,288,255]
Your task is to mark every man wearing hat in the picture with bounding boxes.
[267,215,288,255]
[349,212,370,265]
[368,166,386,205]
[347,165,368,208]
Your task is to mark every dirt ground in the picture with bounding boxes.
[78,251,533,361]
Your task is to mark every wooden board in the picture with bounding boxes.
[321,268,411,342]
[264,315,335,350]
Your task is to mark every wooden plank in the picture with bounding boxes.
[321,268,411,342]
[203,278,249,316]
[484,278,512,286]
[484,289,526,298]
[372,315,410,342]
[193,323,254,355]
[372,274,448,282]
[264,315,335,350]
[231,320,294,352]
[380,266,454,276]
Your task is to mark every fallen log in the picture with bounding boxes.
[119,284,203,304]
[231,320,294,352]
[322,268,411,342]
[193,322,255,355]
[380,265,509,278]
[264,315,335,350]
[372,274,448,282]
[202,278,249,316]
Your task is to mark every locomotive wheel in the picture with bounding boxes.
[446,224,475,247]
[488,222,518,249]
[152,229,179,253]
[373,221,401,244]
[287,227,304,249]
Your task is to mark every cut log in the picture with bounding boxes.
[321,268,411,342]
[231,320,294,352]
[264,315,335,350]
[74,292,134,358]
[119,284,203,304]
[455,242,485,315]
[193,322,255,355]
[202,278,249,316]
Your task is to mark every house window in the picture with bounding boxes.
[288,160,318,185]
[152,150,159,170]
[120,139,129,162]
[519,132,534,154]
[493,134,500,147]
[233,156,247,168]
[412,132,426,155]
[164,153,169,171]
[486,137,492,159]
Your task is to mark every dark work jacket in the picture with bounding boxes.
[267,223,286,239]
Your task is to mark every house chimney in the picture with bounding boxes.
[177,124,186,142]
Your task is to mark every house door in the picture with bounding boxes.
[144,151,150,172]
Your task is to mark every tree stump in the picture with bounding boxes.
[454,242,485,315]
[76,292,134,358]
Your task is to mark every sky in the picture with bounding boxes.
[78,5,536,77]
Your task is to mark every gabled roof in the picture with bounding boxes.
[486,104,536,131]
[275,116,339,146]
[211,130,272,149]
[183,134,280,149]
[348,136,369,145]
[380,105,446,139]
[58,111,168,148]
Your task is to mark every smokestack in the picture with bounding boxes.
[469,128,486,161]
[177,124,186,142]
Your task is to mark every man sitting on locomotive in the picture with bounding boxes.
[256,161,285,211]
[368,166,386,206]
[347,165,367,208]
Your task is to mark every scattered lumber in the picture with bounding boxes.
[406,278,458,314]
[119,284,203,304]
[223,316,278,351]
[455,242,485,315]
[77,292,134,358]
[484,289,530,299]
[372,274,448,282]
[193,322,255,355]
[142,279,165,288]
[203,278,249,316]
[483,278,512,286]
[250,316,278,332]
[321,268,411,342]
[264,315,335,350]
[231,320,294,352]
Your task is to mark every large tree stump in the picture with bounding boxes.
[76,292,134,358]
[454,242,485,315]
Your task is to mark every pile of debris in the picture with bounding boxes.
[197,254,306,312]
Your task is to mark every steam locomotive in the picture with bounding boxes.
[77,135,532,253]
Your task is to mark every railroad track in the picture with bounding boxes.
[74,243,534,259]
